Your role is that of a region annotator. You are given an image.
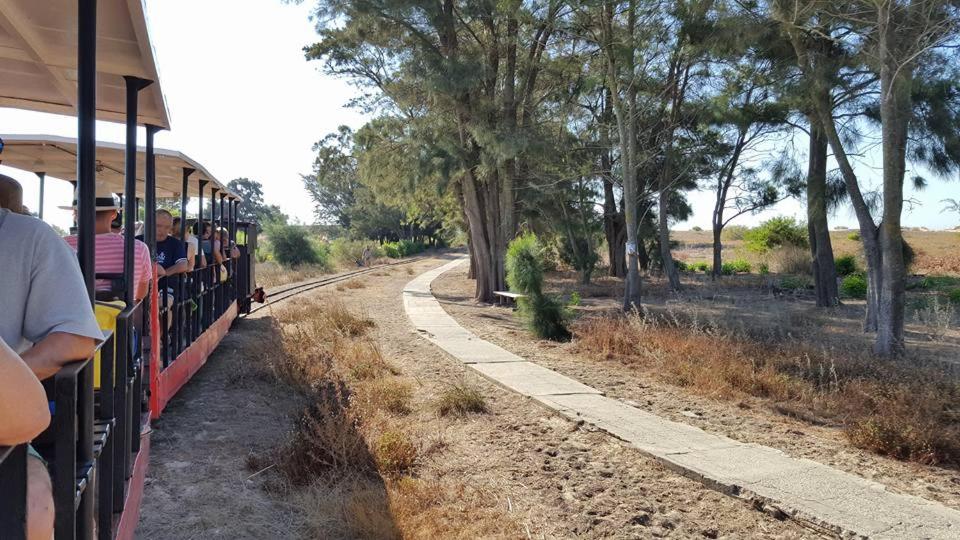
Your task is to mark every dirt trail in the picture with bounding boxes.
[138,254,816,539]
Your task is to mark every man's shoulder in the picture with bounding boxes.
[3,212,62,243]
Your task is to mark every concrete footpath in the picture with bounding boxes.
[404,258,960,539]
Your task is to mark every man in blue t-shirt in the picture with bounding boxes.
[137,210,188,320]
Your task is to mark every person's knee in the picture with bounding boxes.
[27,457,54,540]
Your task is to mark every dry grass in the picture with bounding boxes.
[573,313,960,466]
[261,295,517,537]
[374,430,419,475]
[257,261,331,289]
[436,383,489,416]
[355,378,413,416]
[344,279,366,289]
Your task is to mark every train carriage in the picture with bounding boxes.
[0,2,259,539]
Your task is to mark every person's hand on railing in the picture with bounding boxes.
[0,337,50,446]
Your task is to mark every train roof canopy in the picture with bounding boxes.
[0,134,238,199]
[0,0,171,128]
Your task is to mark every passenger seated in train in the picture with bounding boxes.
[0,173,26,214]
[138,210,188,323]
[173,216,206,271]
[0,174,103,540]
[0,336,54,540]
[63,186,153,301]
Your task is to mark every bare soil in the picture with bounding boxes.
[432,264,960,513]
[138,254,817,539]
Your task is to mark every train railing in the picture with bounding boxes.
[0,445,28,539]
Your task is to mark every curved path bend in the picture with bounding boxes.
[403,258,960,540]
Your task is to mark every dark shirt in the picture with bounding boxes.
[137,235,186,291]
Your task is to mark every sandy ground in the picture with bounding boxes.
[138,254,817,539]
[432,263,960,513]
[137,318,309,539]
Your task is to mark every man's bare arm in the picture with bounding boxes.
[21,332,97,381]
[0,338,50,444]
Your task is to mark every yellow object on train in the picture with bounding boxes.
[94,301,125,388]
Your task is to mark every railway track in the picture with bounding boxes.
[249,257,425,314]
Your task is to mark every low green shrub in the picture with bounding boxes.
[948,288,960,304]
[848,232,861,241]
[675,260,689,272]
[692,261,710,272]
[835,255,858,277]
[841,273,868,299]
[691,226,703,232]
[780,275,813,290]
[729,259,752,273]
[759,262,770,275]
[569,291,582,307]
[744,217,809,253]
[267,224,326,267]
[720,263,735,276]
[506,233,570,341]
[382,239,427,259]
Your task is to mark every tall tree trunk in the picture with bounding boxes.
[807,120,839,307]
[461,170,503,303]
[658,188,681,291]
[874,34,911,356]
[711,224,723,280]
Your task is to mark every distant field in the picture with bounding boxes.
[672,229,960,276]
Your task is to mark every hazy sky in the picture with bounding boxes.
[0,0,956,232]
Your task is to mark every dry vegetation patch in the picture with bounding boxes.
[436,382,489,416]
[573,313,960,466]
[251,295,518,537]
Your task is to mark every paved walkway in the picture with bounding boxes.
[404,258,960,539]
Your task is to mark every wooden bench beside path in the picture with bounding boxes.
[493,290,526,307]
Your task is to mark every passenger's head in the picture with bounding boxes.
[156,209,174,241]
[171,217,182,238]
[0,174,24,213]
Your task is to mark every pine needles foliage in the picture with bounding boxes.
[506,233,571,342]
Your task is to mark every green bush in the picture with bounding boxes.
[691,226,703,232]
[848,232,861,241]
[729,259,752,273]
[835,255,859,277]
[720,263,735,276]
[759,262,770,275]
[382,239,427,259]
[721,225,749,241]
[267,224,325,267]
[841,273,868,299]
[947,288,960,304]
[780,275,813,290]
[675,260,689,272]
[692,261,710,272]
[569,291,582,307]
[506,233,570,341]
[331,238,380,266]
[744,217,809,253]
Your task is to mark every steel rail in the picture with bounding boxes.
[248,257,425,314]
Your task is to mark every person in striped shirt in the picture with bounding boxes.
[63,188,153,302]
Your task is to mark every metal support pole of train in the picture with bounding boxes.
[145,126,160,259]
[178,168,194,353]
[229,198,236,304]
[36,172,45,220]
[219,193,227,313]
[210,187,219,321]
[197,179,207,334]
[72,1,97,538]
[124,77,150,304]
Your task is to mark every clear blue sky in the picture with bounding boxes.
[0,0,956,231]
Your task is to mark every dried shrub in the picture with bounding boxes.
[770,245,810,275]
[277,380,376,485]
[355,378,413,416]
[573,314,960,465]
[374,430,418,475]
[436,384,488,416]
[344,279,366,289]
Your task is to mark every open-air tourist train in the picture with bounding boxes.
[0,1,260,538]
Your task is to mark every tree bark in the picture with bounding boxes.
[658,187,681,291]
[711,225,723,280]
[806,120,839,307]
[874,22,911,356]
